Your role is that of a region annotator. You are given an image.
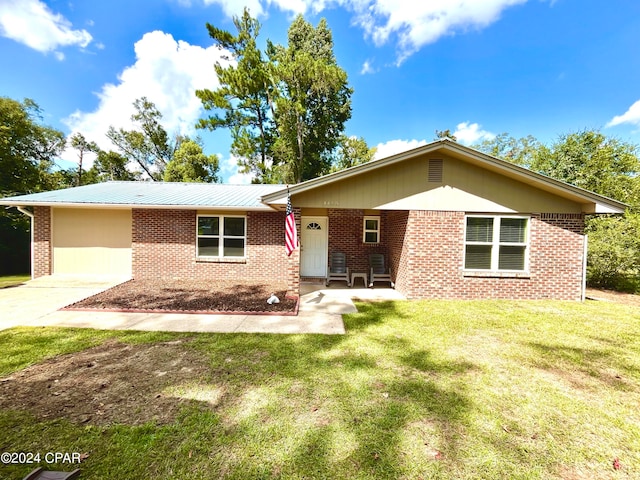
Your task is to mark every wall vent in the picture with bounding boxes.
[428,159,443,182]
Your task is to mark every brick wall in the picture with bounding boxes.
[33,206,51,278]
[326,209,388,274]
[132,209,297,293]
[391,211,585,300]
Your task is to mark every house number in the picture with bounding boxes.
[323,200,340,206]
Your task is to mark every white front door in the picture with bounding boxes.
[300,216,328,277]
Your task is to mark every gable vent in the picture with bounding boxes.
[428,159,443,182]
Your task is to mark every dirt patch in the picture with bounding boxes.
[0,340,212,425]
[585,288,640,307]
[64,279,297,314]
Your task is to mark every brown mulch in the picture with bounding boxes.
[0,340,211,425]
[585,288,640,307]
[64,279,298,314]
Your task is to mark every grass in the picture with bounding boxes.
[1,299,639,479]
[0,274,30,288]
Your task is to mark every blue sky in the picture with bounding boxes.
[1,0,640,183]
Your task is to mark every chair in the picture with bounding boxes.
[326,251,350,286]
[369,253,394,288]
[22,468,81,480]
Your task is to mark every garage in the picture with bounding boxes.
[52,208,132,276]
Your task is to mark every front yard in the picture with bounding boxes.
[0,299,638,479]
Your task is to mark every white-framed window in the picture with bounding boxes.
[197,215,246,258]
[464,215,529,271]
[363,216,380,244]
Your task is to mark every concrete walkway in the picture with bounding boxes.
[0,276,404,335]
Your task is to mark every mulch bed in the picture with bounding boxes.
[63,279,298,314]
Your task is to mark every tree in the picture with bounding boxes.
[529,130,640,202]
[107,97,178,180]
[435,129,457,142]
[197,11,353,184]
[69,132,98,186]
[0,97,65,196]
[196,8,275,183]
[473,133,542,168]
[269,15,352,183]
[0,97,65,274]
[163,140,220,183]
[331,135,376,171]
[88,150,140,182]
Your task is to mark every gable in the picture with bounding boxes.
[291,153,584,213]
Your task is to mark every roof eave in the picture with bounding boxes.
[261,139,627,214]
[1,201,277,211]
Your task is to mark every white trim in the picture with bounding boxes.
[261,139,626,214]
[363,216,380,244]
[463,214,530,273]
[196,214,247,259]
[1,201,274,211]
[300,216,328,277]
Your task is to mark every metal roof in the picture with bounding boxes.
[0,181,284,210]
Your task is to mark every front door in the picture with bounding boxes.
[300,216,328,277]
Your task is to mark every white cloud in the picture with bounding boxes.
[453,121,495,145]
[606,100,640,128]
[361,60,375,74]
[223,155,254,184]
[373,138,428,159]
[63,31,232,167]
[202,0,266,17]
[0,0,92,58]
[353,0,527,63]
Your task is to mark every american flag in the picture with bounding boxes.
[285,195,298,256]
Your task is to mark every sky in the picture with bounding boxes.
[1,0,640,183]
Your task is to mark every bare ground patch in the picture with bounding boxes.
[586,288,640,306]
[0,340,212,425]
[64,279,297,313]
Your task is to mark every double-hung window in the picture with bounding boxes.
[464,216,529,271]
[363,216,380,244]
[197,215,246,258]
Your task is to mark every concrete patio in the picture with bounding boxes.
[0,276,404,335]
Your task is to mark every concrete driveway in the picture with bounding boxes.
[0,276,356,335]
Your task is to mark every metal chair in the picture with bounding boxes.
[369,253,394,288]
[326,251,350,286]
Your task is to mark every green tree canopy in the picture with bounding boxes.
[197,9,353,184]
[163,140,220,183]
[332,135,376,171]
[196,9,275,183]
[0,97,65,196]
[473,133,543,168]
[107,97,179,180]
[69,132,98,186]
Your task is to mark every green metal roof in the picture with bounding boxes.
[0,181,284,210]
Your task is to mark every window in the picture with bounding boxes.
[197,215,246,258]
[464,216,528,271]
[363,216,380,244]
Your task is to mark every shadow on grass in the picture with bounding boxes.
[2,301,482,479]
[525,341,639,392]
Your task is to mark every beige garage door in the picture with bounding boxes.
[52,208,132,276]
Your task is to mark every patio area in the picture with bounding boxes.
[299,281,406,315]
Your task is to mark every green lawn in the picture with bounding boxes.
[1,300,639,479]
[0,274,30,288]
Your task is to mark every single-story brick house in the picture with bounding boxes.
[1,139,626,300]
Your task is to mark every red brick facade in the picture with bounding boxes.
[325,209,585,300]
[132,209,296,290]
[33,206,51,278]
[31,204,585,300]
